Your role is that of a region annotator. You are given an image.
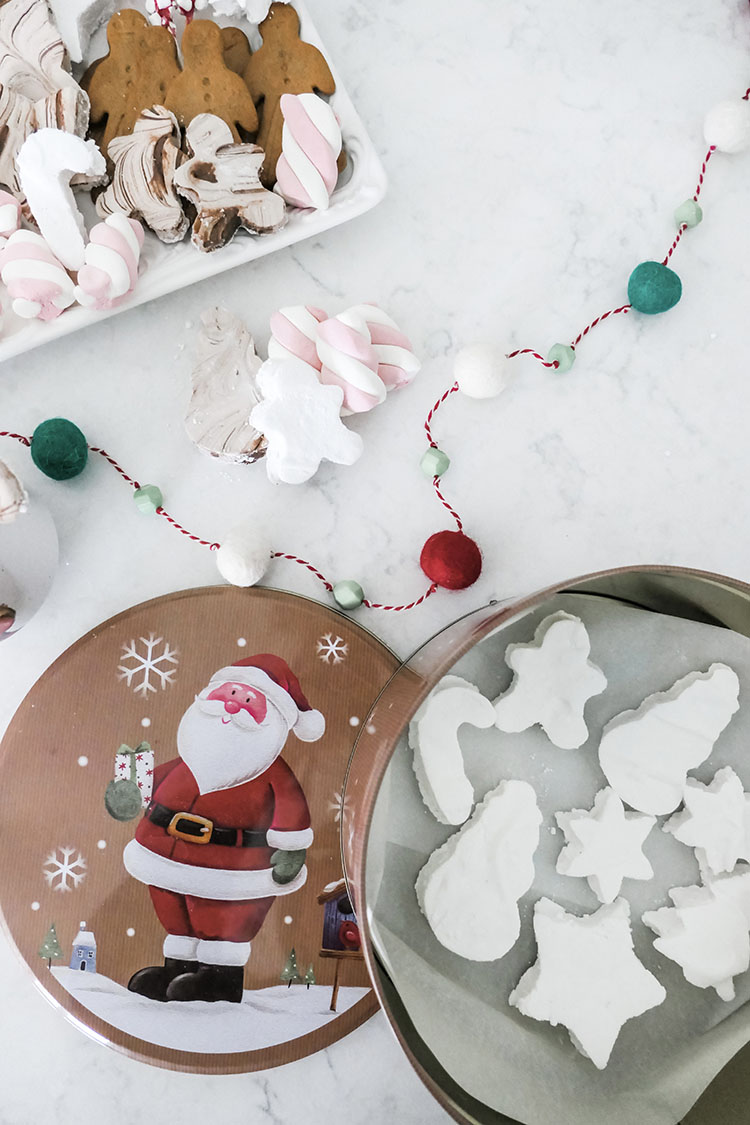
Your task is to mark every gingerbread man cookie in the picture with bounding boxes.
[83,9,181,159]
[221,26,252,77]
[173,113,286,251]
[244,3,335,186]
[165,20,258,142]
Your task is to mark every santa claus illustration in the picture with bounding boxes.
[123,653,323,1004]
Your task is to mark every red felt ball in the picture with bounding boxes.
[420,530,482,590]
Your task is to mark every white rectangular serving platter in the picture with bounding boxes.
[0,0,387,365]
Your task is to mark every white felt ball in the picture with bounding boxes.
[704,99,750,154]
[216,526,272,588]
[454,343,513,400]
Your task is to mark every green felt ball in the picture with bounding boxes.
[674,199,703,229]
[30,418,88,481]
[134,484,163,514]
[547,343,576,373]
[421,447,450,478]
[627,261,682,315]
[333,580,364,611]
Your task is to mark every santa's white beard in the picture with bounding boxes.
[177,698,289,794]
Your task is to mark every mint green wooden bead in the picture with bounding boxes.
[421,447,450,478]
[547,344,576,373]
[627,261,682,315]
[333,580,364,610]
[134,484,163,514]
[674,199,703,229]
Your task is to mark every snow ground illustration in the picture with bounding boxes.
[52,967,369,1053]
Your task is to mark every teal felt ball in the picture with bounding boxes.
[627,262,682,315]
[31,418,88,481]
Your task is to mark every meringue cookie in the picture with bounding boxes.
[186,307,267,464]
[97,106,188,244]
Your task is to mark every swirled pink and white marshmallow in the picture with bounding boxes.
[0,192,22,246]
[316,309,384,414]
[75,214,145,311]
[0,230,75,321]
[275,93,342,212]
[268,304,327,369]
[343,303,421,389]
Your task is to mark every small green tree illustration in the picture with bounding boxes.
[280,947,302,987]
[38,922,64,969]
[304,964,316,989]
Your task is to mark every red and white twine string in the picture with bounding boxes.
[0,91,743,612]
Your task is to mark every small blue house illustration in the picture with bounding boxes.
[69,923,97,973]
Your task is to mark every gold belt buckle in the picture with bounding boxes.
[167,812,213,844]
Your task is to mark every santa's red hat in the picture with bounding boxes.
[208,654,325,742]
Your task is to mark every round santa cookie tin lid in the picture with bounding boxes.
[0,586,398,1073]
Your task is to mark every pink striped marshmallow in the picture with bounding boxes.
[0,191,21,245]
[268,304,327,369]
[343,303,421,390]
[0,230,75,321]
[75,214,145,311]
[316,309,383,415]
[276,93,342,212]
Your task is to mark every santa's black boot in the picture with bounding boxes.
[166,964,245,1004]
[128,958,199,1002]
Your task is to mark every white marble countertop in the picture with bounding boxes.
[1,0,750,1121]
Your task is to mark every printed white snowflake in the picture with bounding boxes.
[317,633,348,665]
[43,846,87,893]
[327,787,352,824]
[118,634,179,697]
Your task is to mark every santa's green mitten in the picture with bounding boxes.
[271,849,306,884]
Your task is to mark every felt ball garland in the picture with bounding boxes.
[2,83,749,614]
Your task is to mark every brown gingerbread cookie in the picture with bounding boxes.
[244,3,336,187]
[165,21,258,142]
[83,10,181,160]
[222,26,252,77]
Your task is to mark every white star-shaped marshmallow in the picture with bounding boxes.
[509,897,665,1069]
[664,767,750,875]
[643,881,750,1001]
[556,788,656,903]
[249,358,363,484]
[493,612,606,749]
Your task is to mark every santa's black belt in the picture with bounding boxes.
[147,803,268,847]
